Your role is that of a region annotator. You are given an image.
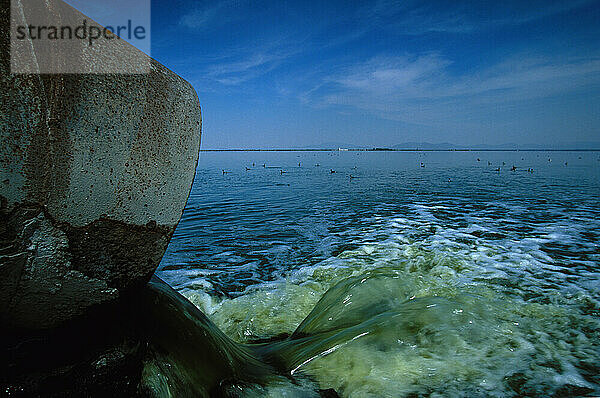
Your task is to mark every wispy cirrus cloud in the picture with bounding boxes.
[440,57,600,100]
[365,0,598,34]
[205,52,287,85]
[302,53,600,128]
[179,0,246,30]
[177,35,308,89]
[331,54,450,94]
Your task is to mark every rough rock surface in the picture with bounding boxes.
[0,0,202,331]
[0,206,118,329]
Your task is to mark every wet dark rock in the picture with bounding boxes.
[1,290,146,397]
[0,205,118,330]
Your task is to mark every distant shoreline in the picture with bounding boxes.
[200,148,600,152]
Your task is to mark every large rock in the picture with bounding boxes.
[0,0,202,330]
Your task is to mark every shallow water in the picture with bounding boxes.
[158,150,600,397]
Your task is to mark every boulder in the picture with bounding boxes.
[0,0,202,331]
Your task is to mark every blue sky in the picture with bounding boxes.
[148,0,600,149]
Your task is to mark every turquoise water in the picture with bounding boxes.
[157,150,600,397]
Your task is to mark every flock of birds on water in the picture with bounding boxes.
[221,154,593,180]
[224,161,359,177]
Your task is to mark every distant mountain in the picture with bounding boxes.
[230,141,600,151]
[391,141,600,150]
[301,142,368,149]
[392,142,457,150]
[515,141,600,150]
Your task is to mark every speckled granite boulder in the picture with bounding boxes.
[0,0,202,330]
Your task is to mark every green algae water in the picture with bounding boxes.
[157,150,600,397]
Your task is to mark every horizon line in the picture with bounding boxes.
[199,148,600,152]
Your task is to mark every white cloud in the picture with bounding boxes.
[205,53,279,84]
[367,0,598,35]
[179,0,243,30]
[193,42,304,87]
[332,54,450,93]
[304,53,600,128]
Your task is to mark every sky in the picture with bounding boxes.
[147,0,600,149]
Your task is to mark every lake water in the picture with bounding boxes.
[157,150,600,397]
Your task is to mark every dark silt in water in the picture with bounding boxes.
[154,150,600,397]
